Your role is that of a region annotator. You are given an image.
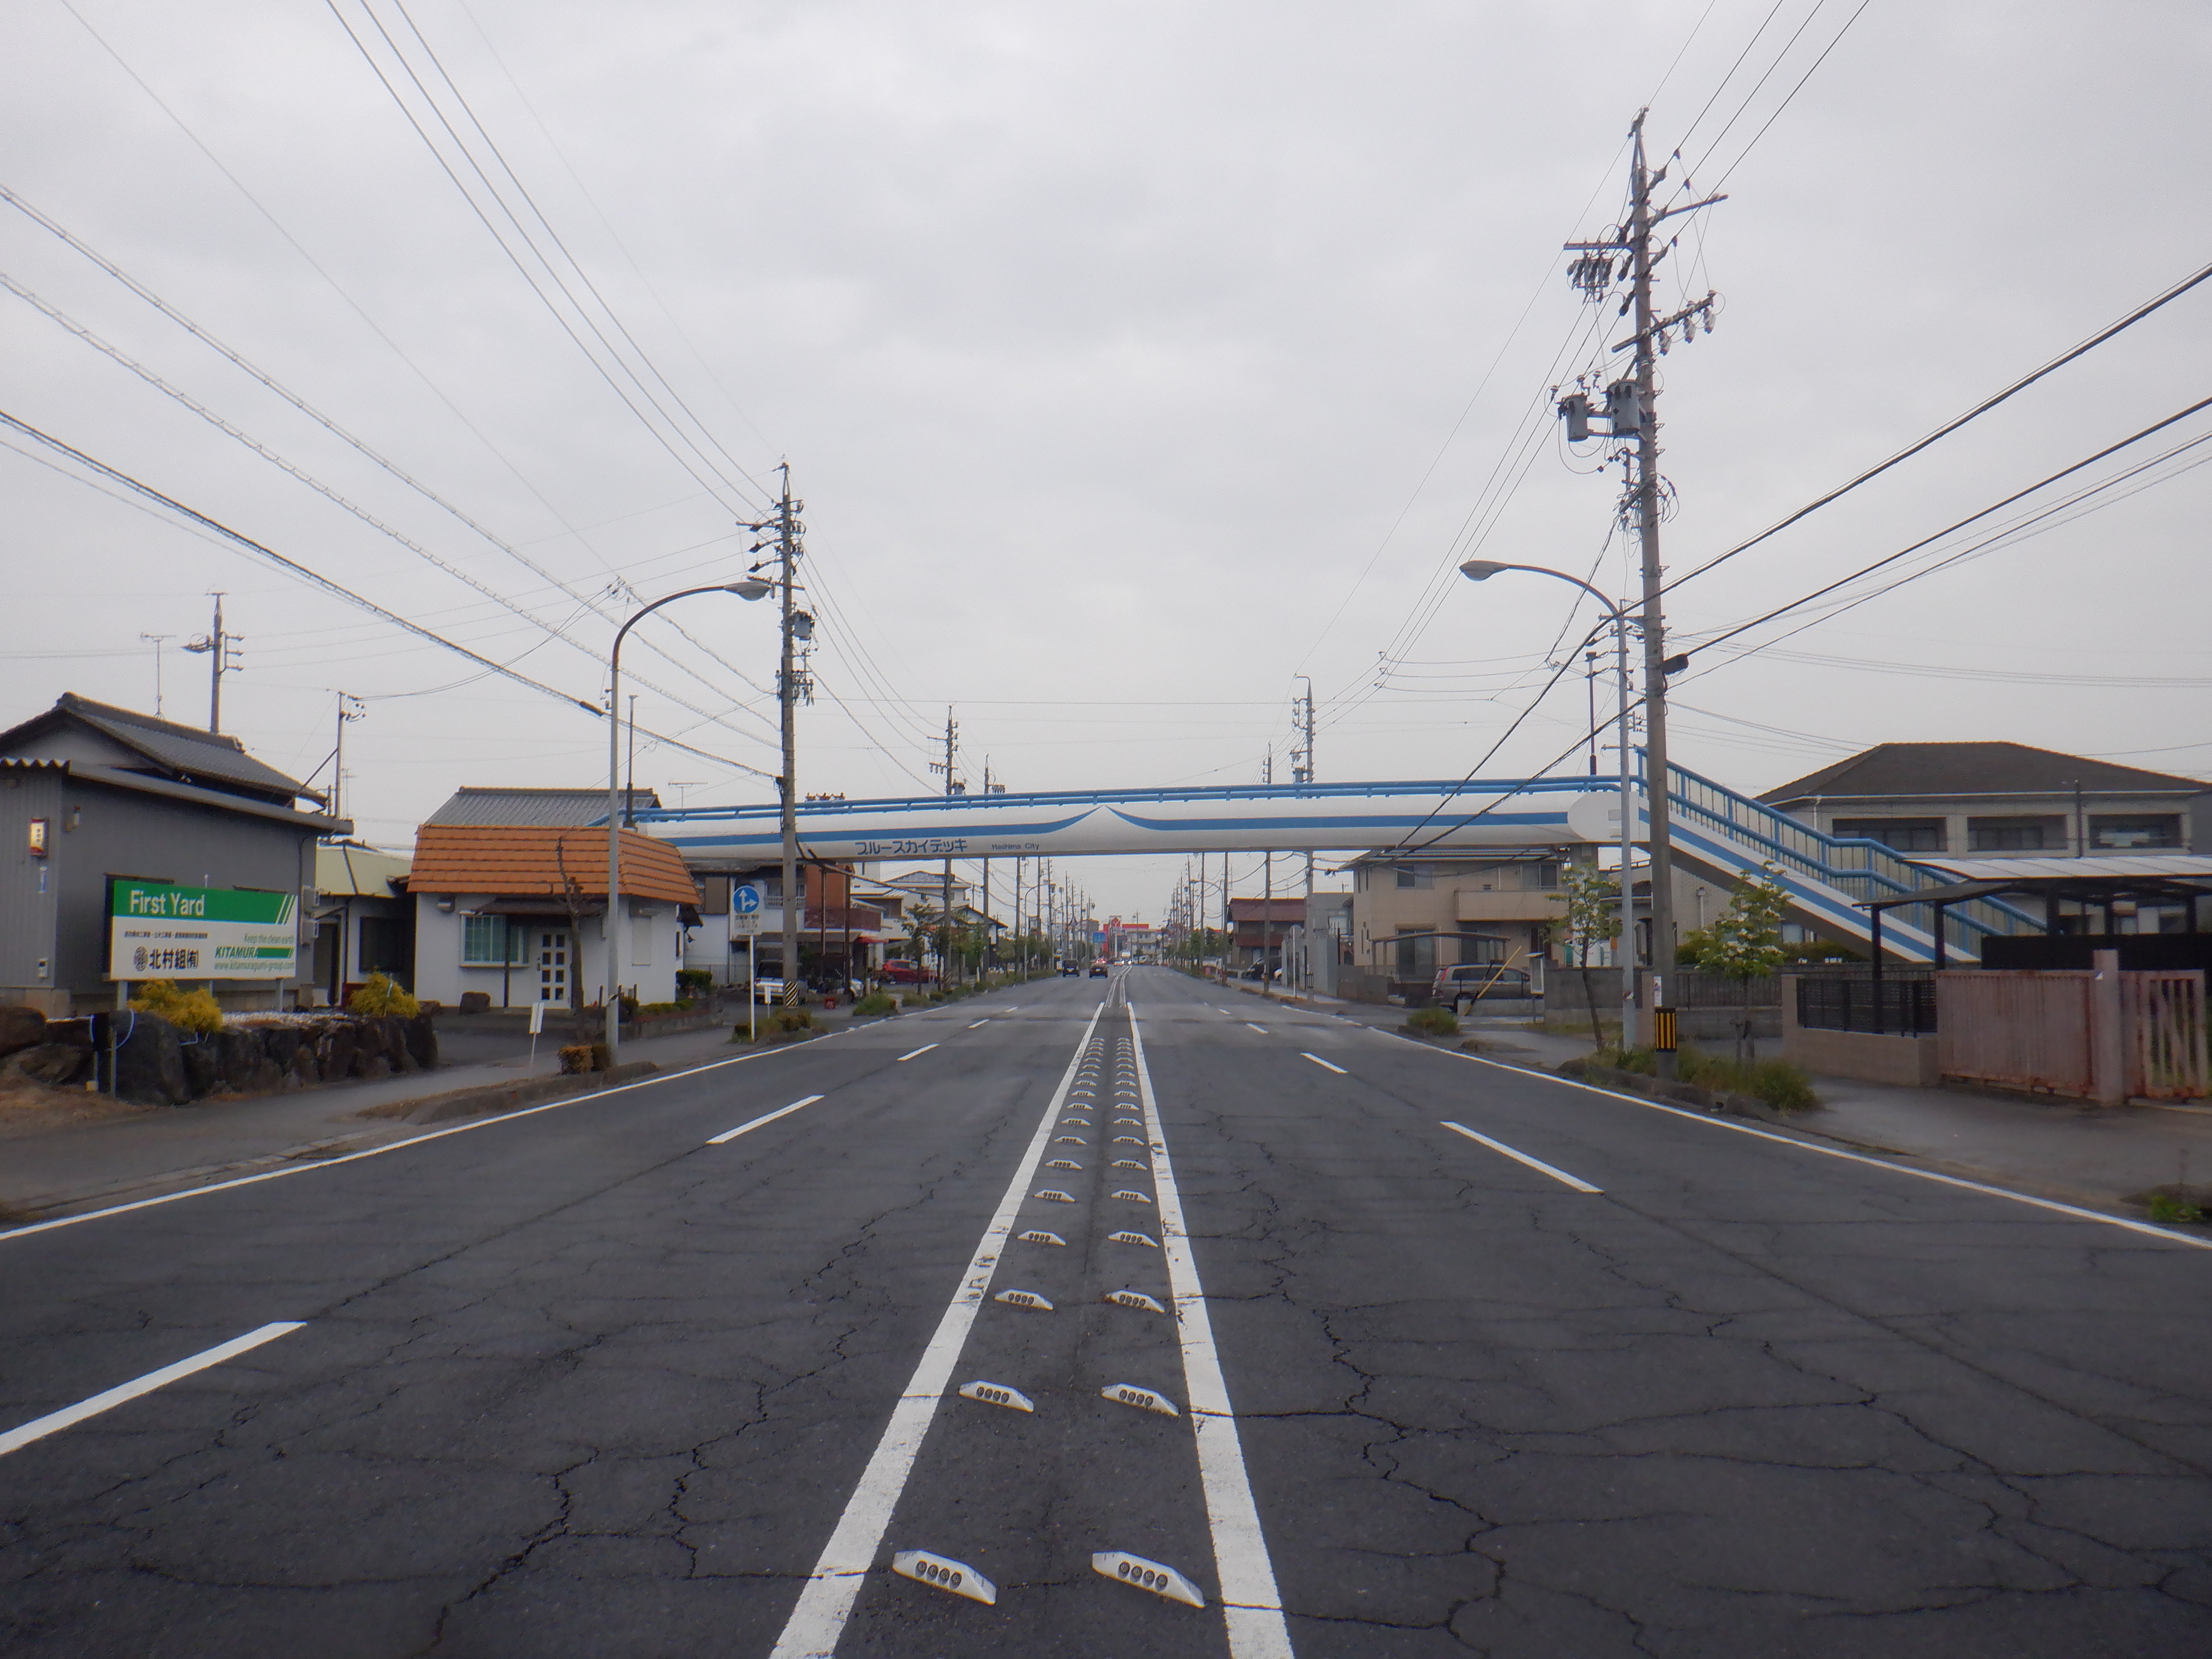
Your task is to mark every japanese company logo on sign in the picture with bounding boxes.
[108,883,299,981]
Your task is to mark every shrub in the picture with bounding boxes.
[2149,1192,2206,1225]
[852,992,898,1016]
[1590,1045,1656,1075]
[348,973,421,1018]
[676,969,713,997]
[1677,1047,1818,1111]
[769,1008,814,1037]
[129,979,224,1034]
[557,1043,596,1074]
[1406,1005,1459,1037]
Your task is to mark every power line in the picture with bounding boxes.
[0,408,775,781]
[1665,257,2212,597]
[1679,395,2212,661]
[1707,0,1876,192]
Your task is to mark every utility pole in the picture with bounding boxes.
[1559,109,1722,1075]
[930,708,960,986]
[1262,750,1274,996]
[1293,678,1316,991]
[743,468,811,1004]
[331,693,363,829]
[624,695,639,826]
[140,634,173,717]
[181,592,240,733]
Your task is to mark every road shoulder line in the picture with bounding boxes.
[0,1321,303,1458]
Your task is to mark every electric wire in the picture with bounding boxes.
[0,409,778,780]
[1663,258,2212,598]
[1705,0,1876,193]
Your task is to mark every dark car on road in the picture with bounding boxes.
[1088,961,1110,978]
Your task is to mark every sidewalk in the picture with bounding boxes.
[0,1010,842,1225]
[1208,973,2212,1218]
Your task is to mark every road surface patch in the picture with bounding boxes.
[1093,1550,1205,1608]
[707,1095,826,1144]
[892,1550,997,1605]
[0,1322,303,1459]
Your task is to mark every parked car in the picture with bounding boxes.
[1431,964,1537,1003]
[881,959,934,986]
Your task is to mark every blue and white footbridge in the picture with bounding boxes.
[636,760,2042,964]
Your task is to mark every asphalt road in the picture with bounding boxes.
[3,967,2209,1657]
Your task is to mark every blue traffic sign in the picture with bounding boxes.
[733,883,763,915]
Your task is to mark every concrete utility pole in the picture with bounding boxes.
[182,592,240,733]
[931,708,959,985]
[774,474,806,1007]
[1560,109,1722,1073]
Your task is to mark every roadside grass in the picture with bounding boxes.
[1405,1006,1459,1038]
[1588,1044,1819,1111]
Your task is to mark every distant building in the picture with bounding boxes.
[309,842,413,1007]
[0,693,343,1013]
[1761,743,2210,857]
[424,786,662,827]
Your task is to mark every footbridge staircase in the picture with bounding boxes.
[1660,759,2043,965]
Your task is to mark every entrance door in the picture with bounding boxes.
[537,929,570,1004]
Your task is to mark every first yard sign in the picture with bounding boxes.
[108,883,299,981]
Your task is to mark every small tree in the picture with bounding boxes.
[1549,862,1622,1051]
[1683,862,1791,1060]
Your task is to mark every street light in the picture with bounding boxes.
[605,581,772,1057]
[1458,559,1639,1045]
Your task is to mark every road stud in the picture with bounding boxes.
[1034,1190,1077,1203]
[1100,1382,1178,1417]
[995,1288,1055,1311]
[959,1380,1036,1413]
[1017,1229,1067,1247]
[1107,1230,1158,1248]
[1110,1190,1153,1204]
[1105,1289,1167,1314]
[895,1549,997,1605]
[1092,1550,1204,1608]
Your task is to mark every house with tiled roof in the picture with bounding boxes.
[405,822,701,1010]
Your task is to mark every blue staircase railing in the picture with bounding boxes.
[1660,758,2043,961]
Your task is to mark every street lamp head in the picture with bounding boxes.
[1458,560,1511,582]
[727,579,775,601]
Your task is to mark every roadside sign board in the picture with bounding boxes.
[730,883,764,935]
[108,882,298,981]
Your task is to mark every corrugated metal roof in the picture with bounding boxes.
[1910,854,2212,881]
[406,825,699,904]
[54,693,316,801]
[424,786,663,827]
[315,843,413,897]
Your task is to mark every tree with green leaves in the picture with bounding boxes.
[1683,861,1791,1059]
[1550,861,1622,1051]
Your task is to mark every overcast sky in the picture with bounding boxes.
[4,0,2207,923]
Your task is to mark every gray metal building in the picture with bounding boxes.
[0,694,346,1014]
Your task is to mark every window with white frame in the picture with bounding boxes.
[461,914,528,965]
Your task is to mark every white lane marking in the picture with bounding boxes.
[0,1322,303,1459]
[967,1020,990,1029]
[0,1030,847,1245]
[708,1095,827,1145]
[1414,1040,2212,1252]
[768,1004,1107,1657]
[1244,1023,1268,1034]
[895,1044,940,1062]
[1299,1053,1347,1075]
[1441,1121,1603,1193]
[1128,1008,1293,1658]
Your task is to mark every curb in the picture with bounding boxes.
[352,1060,661,1125]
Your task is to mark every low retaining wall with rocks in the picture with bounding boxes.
[0,1004,439,1107]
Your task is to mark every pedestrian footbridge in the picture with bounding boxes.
[636,761,2042,964]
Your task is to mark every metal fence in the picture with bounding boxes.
[1795,972,1939,1036]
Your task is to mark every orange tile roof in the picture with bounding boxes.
[405,825,700,906]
